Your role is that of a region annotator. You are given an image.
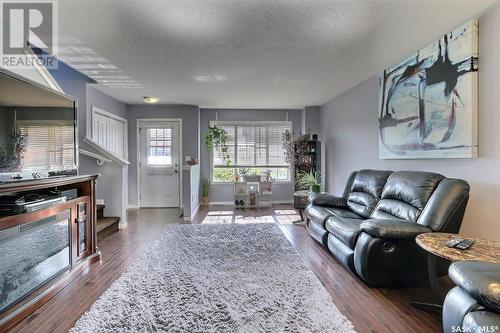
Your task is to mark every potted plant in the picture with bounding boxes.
[202,179,210,208]
[239,168,249,177]
[296,170,322,193]
[237,167,256,182]
[263,169,273,183]
[0,130,27,173]
[241,168,261,182]
[204,125,231,165]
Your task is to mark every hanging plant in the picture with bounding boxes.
[204,125,231,165]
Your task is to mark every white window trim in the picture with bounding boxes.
[209,120,292,184]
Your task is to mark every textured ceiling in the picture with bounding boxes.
[58,0,497,108]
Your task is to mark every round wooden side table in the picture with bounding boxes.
[412,232,500,312]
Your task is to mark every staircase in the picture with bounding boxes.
[96,204,120,241]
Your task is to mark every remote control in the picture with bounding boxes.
[455,239,475,250]
[444,238,464,248]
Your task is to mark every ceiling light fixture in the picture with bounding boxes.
[195,75,227,83]
[143,96,159,104]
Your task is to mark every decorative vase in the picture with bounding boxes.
[310,184,321,193]
[203,196,209,208]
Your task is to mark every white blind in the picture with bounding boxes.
[18,121,75,172]
[147,128,172,166]
[213,122,290,167]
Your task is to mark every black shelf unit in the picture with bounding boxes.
[294,140,321,191]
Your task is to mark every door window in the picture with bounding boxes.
[147,128,172,166]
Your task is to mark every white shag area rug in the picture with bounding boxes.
[71,224,355,333]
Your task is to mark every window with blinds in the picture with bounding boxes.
[147,128,172,166]
[18,120,76,172]
[212,122,291,182]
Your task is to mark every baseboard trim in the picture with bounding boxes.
[182,203,201,223]
[192,203,200,218]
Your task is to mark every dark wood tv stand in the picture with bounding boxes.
[0,174,101,331]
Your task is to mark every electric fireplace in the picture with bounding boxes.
[0,209,71,312]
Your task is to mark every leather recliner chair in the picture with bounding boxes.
[443,261,500,333]
[305,169,470,286]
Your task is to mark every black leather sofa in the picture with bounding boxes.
[305,169,470,286]
[443,261,500,333]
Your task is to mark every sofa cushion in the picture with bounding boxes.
[449,261,500,313]
[306,205,361,227]
[306,205,331,226]
[371,171,445,222]
[307,220,329,246]
[346,170,392,218]
[327,234,355,272]
[325,215,364,249]
[360,219,431,240]
[325,207,362,219]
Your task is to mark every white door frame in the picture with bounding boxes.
[136,118,183,208]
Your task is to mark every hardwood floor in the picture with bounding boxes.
[9,206,448,333]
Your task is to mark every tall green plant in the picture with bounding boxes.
[202,179,210,197]
[296,170,321,193]
[204,125,231,165]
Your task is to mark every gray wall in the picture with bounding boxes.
[318,3,500,241]
[86,85,127,120]
[127,104,200,206]
[83,86,128,218]
[46,58,94,141]
[34,63,129,220]
[304,106,321,137]
[200,108,302,203]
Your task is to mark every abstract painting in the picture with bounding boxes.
[379,20,478,159]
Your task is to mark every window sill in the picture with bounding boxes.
[211,181,293,185]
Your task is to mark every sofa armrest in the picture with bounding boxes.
[360,219,432,240]
[449,261,500,313]
[309,192,347,208]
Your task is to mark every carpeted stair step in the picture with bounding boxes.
[97,216,120,241]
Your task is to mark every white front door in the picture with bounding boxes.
[139,121,180,207]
